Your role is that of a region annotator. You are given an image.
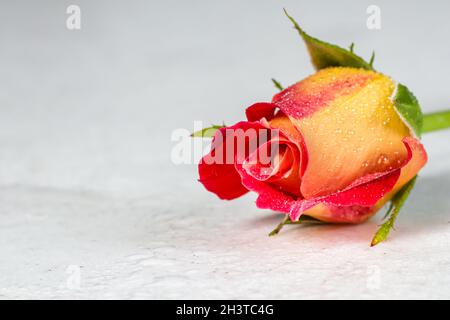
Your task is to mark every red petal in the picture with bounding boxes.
[199,162,249,200]
[236,159,401,221]
[272,69,374,120]
[235,134,428,222]
[198,121,267,200]
[242,137,302,197]
[245,102,278,122]
[317,170,400,210]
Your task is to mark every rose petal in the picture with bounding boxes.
[198,121,267,200]
[374,137,428,208]
[302,204,376,224]
[236,158,400,222]
[273,68,411,198]
[272,68,375,119]
[243,137,302,197]
[304,137,428,223]
[245,102,278,122]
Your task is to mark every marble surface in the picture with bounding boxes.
[1,0,450,299]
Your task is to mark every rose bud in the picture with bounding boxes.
[198,67,427,237]
[194,10,441,245]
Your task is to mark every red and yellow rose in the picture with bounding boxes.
[192,10,450,245]
[199,67,427,224]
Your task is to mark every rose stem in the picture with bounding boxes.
[268,215,290,237]
[423,110,450,134]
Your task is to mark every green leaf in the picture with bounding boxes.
[271,78,284,91]
[190,124,225,138]
[283,9,373,70]
[393,84,424,138]
[371,176,418,246]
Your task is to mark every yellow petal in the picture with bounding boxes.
[289,68,410,199]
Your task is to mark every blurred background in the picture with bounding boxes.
[1,0,449,197]
[1,0,450,299]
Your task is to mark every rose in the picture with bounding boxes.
[198,67,427,224]
[194,10,450,245]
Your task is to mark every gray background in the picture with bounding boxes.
[1,0,450,299]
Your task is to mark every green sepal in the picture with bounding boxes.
[371,176,418,246]
[190,124,225,138]
[349,43,355,53]
[369,51,375,67]
[393,84,424,138]
[269,214,323,237]
[283,9,373,71]
[271,78,284,91]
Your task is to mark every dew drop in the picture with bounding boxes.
[377,154,390,165]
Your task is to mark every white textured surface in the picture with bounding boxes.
[1,0,450,299]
